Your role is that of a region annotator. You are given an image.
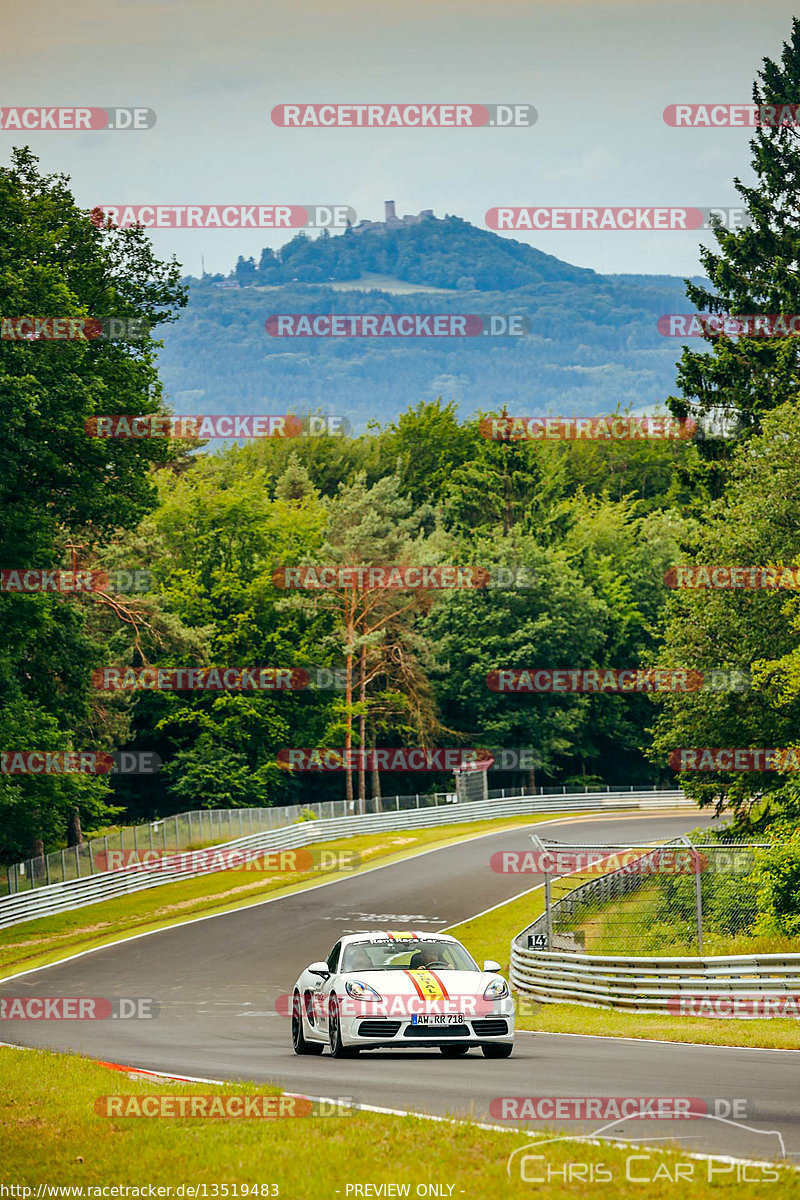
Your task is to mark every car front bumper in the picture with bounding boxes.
[339,1006,515,1048]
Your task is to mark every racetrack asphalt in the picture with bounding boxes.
[2,810,798,1164]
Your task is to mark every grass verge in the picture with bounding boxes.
[574,883,799,957]
[448,884,800,1051]
[0,810,603,981]
[1,1046,795,1195]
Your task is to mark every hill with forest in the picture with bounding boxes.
[156,214,705,428]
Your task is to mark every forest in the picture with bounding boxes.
[156,219,702,426]
[4,18,800,863]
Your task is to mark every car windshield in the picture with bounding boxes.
[340,939,479,973]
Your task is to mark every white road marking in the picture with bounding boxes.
[0,810,643,984]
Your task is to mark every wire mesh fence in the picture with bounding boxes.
[1,802,346,896]
[528,833,772,956]
[1,781,667,898]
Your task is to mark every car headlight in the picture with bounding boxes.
[483,978,509,1000]
[345,980,383,1002]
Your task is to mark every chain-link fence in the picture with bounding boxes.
[1,802,348,897]
[529,833,771,955]
[2,781,668,899]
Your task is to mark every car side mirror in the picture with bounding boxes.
[483,959,502,973]
[308,961,330,978]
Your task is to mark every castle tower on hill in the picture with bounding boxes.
[351,200,434,234]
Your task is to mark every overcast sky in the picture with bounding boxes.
[2,0,796,278]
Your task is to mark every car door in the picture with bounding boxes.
[313,940,341,1033]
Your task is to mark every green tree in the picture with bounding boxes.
[425,533,607,786]
[667,19,800,474]
[650,402,800,827]
[0,148,186,859]
[110,453,334,815]
[302,473,435,812]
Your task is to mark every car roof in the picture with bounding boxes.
[339,931,459,947]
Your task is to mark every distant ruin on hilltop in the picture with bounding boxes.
[350,200,435,234]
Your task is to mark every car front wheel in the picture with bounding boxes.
[482,1043,513,1058]
[292,991,324,1055]
[329,997,359,1058]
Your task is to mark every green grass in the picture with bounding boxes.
[0,811,602,980]
[449,883,546,975]
[2,1047,795,1195]
[572,883,800,957]
[520,1002,800,1048]
[576,884,689,953]
[448,883,800,1050]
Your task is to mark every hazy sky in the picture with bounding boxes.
[2,0,796,277]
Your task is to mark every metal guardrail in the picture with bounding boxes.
[520,838,685,953]
[0,788,688,929]
[2,801,350,897]
[3,781,670,896]
[510,834,796,1014]
[510,945,800,1013]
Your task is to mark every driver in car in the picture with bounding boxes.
[347,946,374,972]
[409,942,448,969]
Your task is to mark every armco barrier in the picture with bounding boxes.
[0,789,688,929]
[3,800,351,896]
[509,835,799,1013]
[510,944,800,1014]
[2,783,677,895]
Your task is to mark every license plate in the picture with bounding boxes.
[411,1013,465,1026]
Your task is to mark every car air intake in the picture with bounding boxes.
[472,1018,509,1036]
[403,1024,470,1037]
[358,1020,401,1038]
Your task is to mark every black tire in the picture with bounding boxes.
[482,1043,513,1058]
[292,991,323,1055]
[329,997,359,1058]
[439,1045,470,1057]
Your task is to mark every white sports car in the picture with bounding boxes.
[291,931,514,1058]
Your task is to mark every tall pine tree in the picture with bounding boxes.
[668,19,800,470]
